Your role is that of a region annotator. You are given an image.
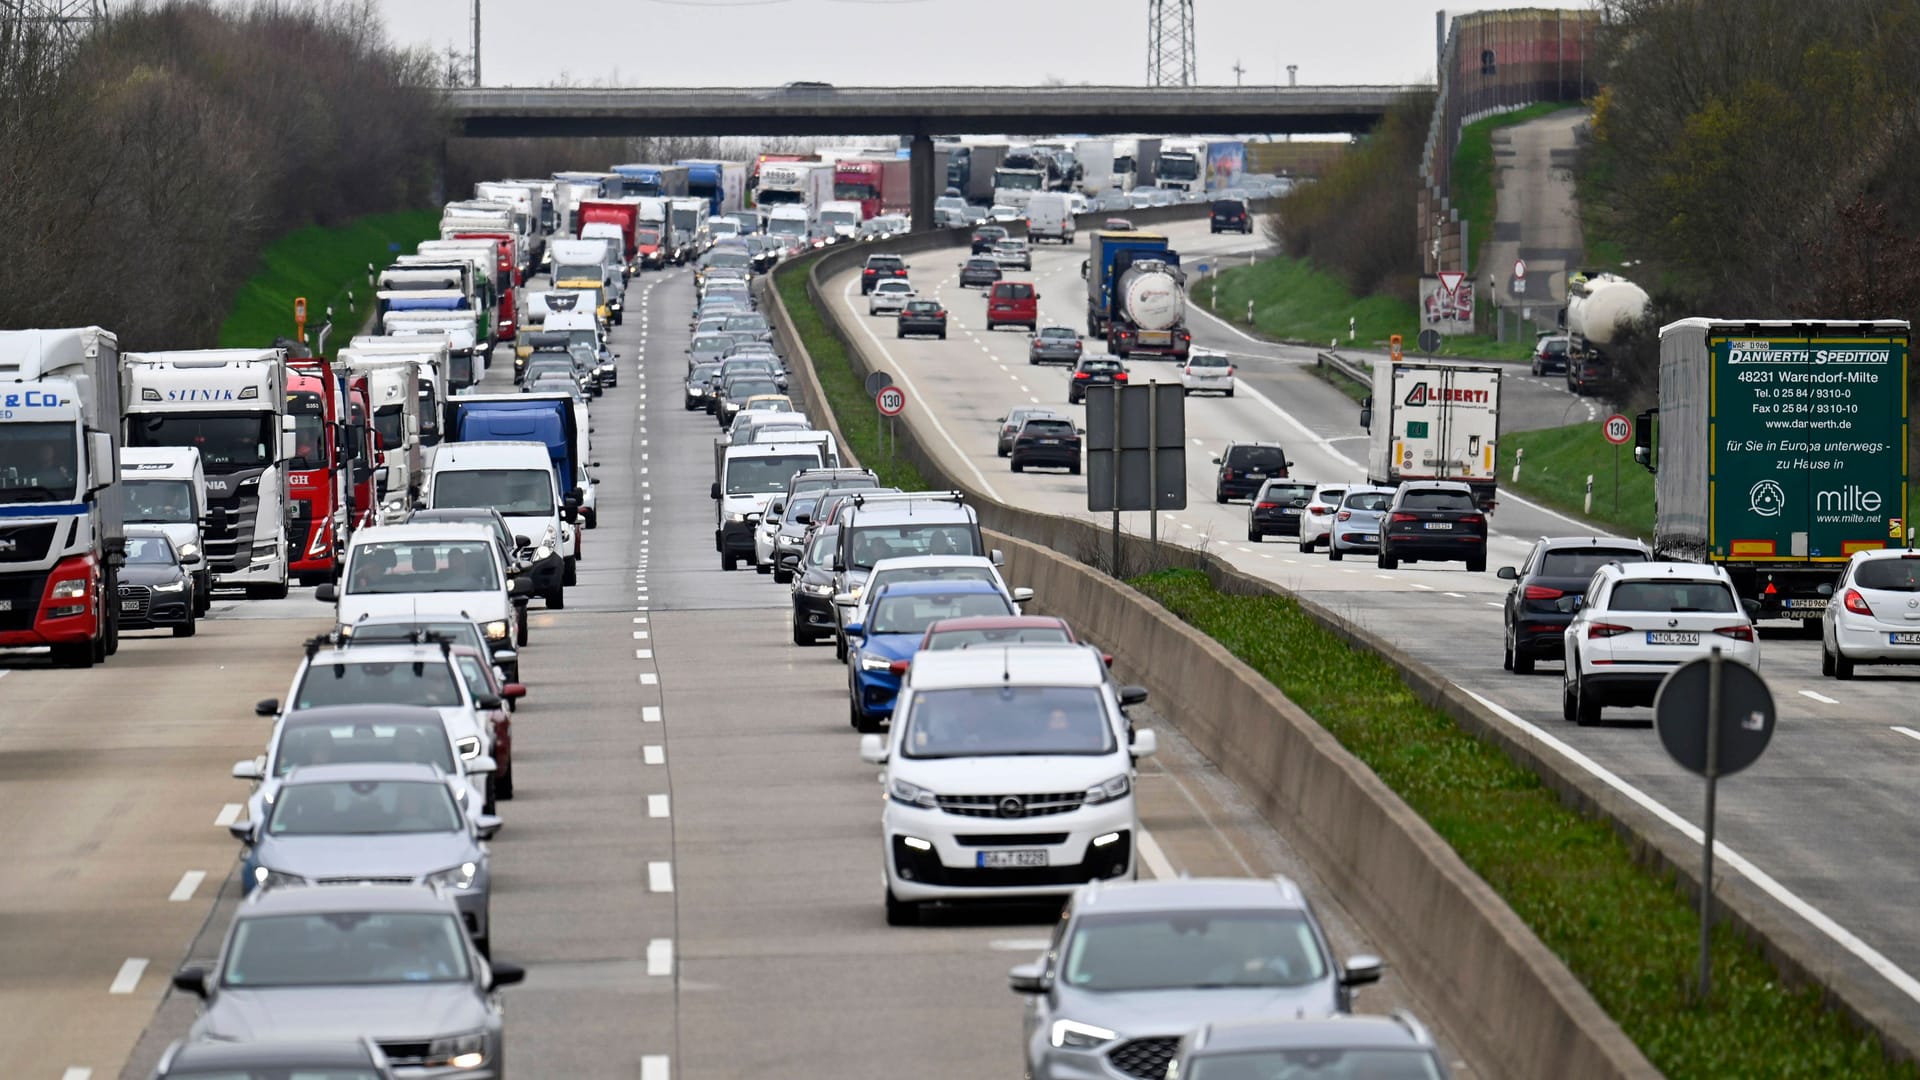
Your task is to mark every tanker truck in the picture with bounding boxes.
[1563,271,1651,397]
[1084,231,1190,361]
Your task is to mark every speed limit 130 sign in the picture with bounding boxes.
[876,386,906,416]
[1603,413,1631,445]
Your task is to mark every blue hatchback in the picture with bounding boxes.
[845,579,1014,733]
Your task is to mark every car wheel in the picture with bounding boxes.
[515,610,529,646]
[938,331,947,340]
[482,775,497,815]
[757,561,772,575]
[774,568,792,585]
[1328,544,1343,562]
[496,759,514,800]
[1214,487,1226,505]
[1467,555,1486,573]
[1069,463,1080,475]
[835,635,848,663]
[1821,639,1836,676]
[1834,649,1855,679]
[1562,669,1579,723]
[563,557,578,587]
[721,550,738,571]
[1574,674,1602,726]
[793,619,814,647]
[1225,388,1235,398]
[173,614,196,638]
[1502,629,1514,671]
[1377,550,1397,569]
[885,887,920,927]
[1247,530,1261,543]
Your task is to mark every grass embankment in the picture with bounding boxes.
[219,210,440,354]
[1129,568,1916,1080]
[1197,255,1533,363]
[1452,101,1581,273]
[772,255,929,491]
[1501,422,1655,539]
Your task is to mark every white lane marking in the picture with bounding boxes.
[0,670,9,682]
[1375,574,1393,580]
[989,938,1052,952]
[648,794,671,818]
[1892,726,1920,743]
[642,1056,670,1080]
[648,861,675,892]
[63,1070,91,1080]
[633,630,649,640]
[636,605,649,612]
[641,672,659,686]
[168,871,206,902]
[1798,690,1839,705]
[1462,687,1920,1008]
[1444,592,1466,598]
[838,277,1003,501]
[642,706,662,723]
[1137,828,1176,881]
[647,937,675,976]
[108,958,148,994]
[1408,583,1433,590]
[214,803,243,827]
[633,616,648,624]
[635,649,653,660]
[644,744,665,765]
[1486,601,1504,608]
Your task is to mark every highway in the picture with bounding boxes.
[819,218,1920,1014]
[2,259,1482,1078]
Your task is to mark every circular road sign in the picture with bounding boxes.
[876,386,907,417]
[1654,656,1776,778]
[863,370,894,397]
[1417,328,1442,356]
[1603,413,1632,445]
[1513,258,1527,279]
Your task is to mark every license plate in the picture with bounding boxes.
[1786,598,1828,610]
[1424,522,1454,530]
[1245,472,1265,480]
[1139,331,1172,346]
[1278,508,1297,516]
[1361,533,1378,542]
[1647,631,1699,645]
[978,849,1049,869]
[121,599,141,611]
[1891,633,1920,645]
[0,599,10,611]
[1039,438,1060,445]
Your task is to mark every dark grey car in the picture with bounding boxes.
[997,406,1065,457]
[174,884,524,1077]
[689,333,734,369]
[959,256,1004,288]
[1168,1013,1451,1080]
[119,527,196,637]
[686,361,721,411]
[150,1037,396,1079]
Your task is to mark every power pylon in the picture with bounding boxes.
[1147,0,1196,87]
[0,0,107,50]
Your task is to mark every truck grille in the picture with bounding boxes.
[0,521,59,564]
[1107,1037,1180,1079]
[936,792,1085,818]
[0,571,47,631]
[203,490,261,573]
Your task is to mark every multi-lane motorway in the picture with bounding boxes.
[819,218,1920,1016]
[2,258,1487,1078]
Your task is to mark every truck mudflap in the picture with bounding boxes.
[1722,564,1839,621]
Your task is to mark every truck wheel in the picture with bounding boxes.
[247,581,289,601]
[721,550,738,571]
[562,557,577,587]
[54,642,94,668]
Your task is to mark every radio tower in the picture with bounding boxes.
[1,0,107,53]
[1147,0,1196,87]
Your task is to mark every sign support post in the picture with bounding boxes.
[1148,384,1160,553]
[1698,647,1724,1004]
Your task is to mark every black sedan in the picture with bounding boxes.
[119,528,196,636]
[1028,326,1084,365]
[1010,416,1082,474]
[1498,536,1652,672]
[958,257,1003,288]
[897,300,948,339]
[1067,356,1128,404]
[1377,481,1489,572]
[1247,479,1315,542]
[970,225,1009,253]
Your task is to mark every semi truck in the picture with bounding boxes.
[1564,271,1651,395]
[1084,232,1190,361]
[338,346,425,525]
[1074,138,1116,195]
[1156,138,1209,192]
[0,327,126,666]
[1111,137,1161,195]
[283,357,350,586]
[756,162,835,221]
[1634,318,1910,624]
[992,167,1048,211]
[676,159,748,218]
[612,164,690,200]
[1359,360,1504,511]
[833,157,909,220]
[750,153,812,205]
[947,143,1008,203]
[415,240,515,341]
[121,348,292,599]
[380,310,484,390]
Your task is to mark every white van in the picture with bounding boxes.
[1025,192,1075,244]
[424,441,570,608]
[121,446,212,615]
[756,428,841,469]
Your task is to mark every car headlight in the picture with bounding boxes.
[425,1030,488,1069]
[153,579,187,593]
[803,582,835,596]
[251,867,305,889]
[50,576,88,599]
[860,653,896,672]
[456,736,482,760]
[1082,773,1131,805]
[777,534,800,546]
[426,861,480,891]
[178,542,201,561]
[888,777,937,809]
[482,620,509,642]
[725,512,749,523]
[1050,1019,1118,1050]
[535,544,554,560]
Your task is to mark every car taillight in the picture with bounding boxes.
[1459,514,1485,527]
[1389,512,1419,524]
[1587,623,1632,639]
[1336,510,1351,521]
[1523,585,1563,601]
[1074,372,1090,379]
[1114,372,1129,381]
[1255,502,1278,510]
[1310,506,1331,515]
[1714,624,1755,641]
[1844,588,1874,616]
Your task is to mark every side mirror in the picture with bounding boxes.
[254,698,280,717]
[476,696,503,711]
[467,754,497,776]
[710,483,721,500]
[990,549,1005,567]
[1011,587,1035,603]
[1358,407,1373,431]
[1118,686,1149,708]
[843,622,864,638]
[832,593,856,607]
[859,733,888,764]
[1340,954,1384,988]
[171,966,210,998]
[1130,729,1158,757]
[794,513,812,525]
[1555,595,1581,614]
[474,813,502,841]
[1209,455,1222,465]
[314,582,338,602]
[1496,566,1518,580]
[488,961,526,990]
[226,818,257,843]
[231,759,264,781]
[492,649,518,667]
[502,683,528,700]
[1008,962,1048,995]
[508,578,534,597]
[1742,598,1762,618]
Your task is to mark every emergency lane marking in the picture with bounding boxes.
[643,744,665,765]
[642,706,661,723]
[648,861,675,892]
[642,1056,670,1080]
[214,804,243,827]
[647,938,674,976]
[1891,726,1920,743]
[633,630,649,639]
[648,794,670,819]
[633,616,648,624]
[108,958,148,994]
[168,871,206,902]
[1798,690,1838,705]
[1137,829,1176,880]
[63,1070,91,1080]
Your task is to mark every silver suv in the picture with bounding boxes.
[1011,877,1382,1080]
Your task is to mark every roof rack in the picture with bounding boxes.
[848,490,965,509]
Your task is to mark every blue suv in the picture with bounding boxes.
[844,579,1014,733]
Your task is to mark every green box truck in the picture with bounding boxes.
[1635,318,1910,623]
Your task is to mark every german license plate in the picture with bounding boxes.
[1891,633,1920,645]
[1279,508,1297,516]
[1361,533,1378,542]
[978,849,1048,869]
[0,599,11,611]
[1040,438,1060,445]
[1424,522,1454,530]
[121,600,141,611]
[1647,631,1699,645]
[1786,598,1828,610]
[1139,331,1171,346]
[1245,472,1265,480]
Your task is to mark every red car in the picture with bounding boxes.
[449,644,527,800]
[987,280,1039,331]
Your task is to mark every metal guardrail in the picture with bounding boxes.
[1316,349,1370,389]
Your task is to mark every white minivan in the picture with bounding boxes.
[318,522,529,654]
[423,441,571,608]
[859,646,1156,925]
[1025,192,1075,245]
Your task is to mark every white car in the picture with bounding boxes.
[1822,548,1920,678]
[1562,562,1759,725]
[1180,351,1236,396]
[1297,483,1350,553]
[989,204,1022,222]
[859,646,1156,925]
[868,279,917,316]
[836,554,1034,655]
[320,523,525,646]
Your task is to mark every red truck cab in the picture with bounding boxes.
[284,366,341,586]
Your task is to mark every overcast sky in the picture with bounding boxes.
[367,1,1571,88]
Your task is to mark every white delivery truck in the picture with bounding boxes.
[1025,192,1075,244]
[337,347,425,525]
[380,310,485,391]
[1361,360,1503,511]
[120,446,211,615]
[816,199,864,245]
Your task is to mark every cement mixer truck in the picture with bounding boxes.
[1564,272,1651,397]
[1084,231,1191,361]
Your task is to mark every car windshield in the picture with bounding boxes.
[869,591,1011,634]
[876,283,912,294]
[726,454,819,494]
[904,685,1113,758]
[122,479,196,522]
[346,620,482,650]
[222,911,470,988]
[968,260,997,271]
[1854,557,1920,591]
[727,379,781,401]
[872,566,997,598]
[689,363,720,385]
[1226,446,1286,470]
[432,468,554,517]
[1609,580,1738,613]
[1401,490,1476,511]
[693,336,732,353]
[1062,909,1329,992]
[1187,1049,1444,1080]
[124,535,179,565]
[164,1069,385,1080]
[724,314,768,332]
[905,301,941,314]
[1538,549,1648,578]
[1342,492,1392,512]
[1315,488,1348,504]
[1189,354,1230,368]
[274,718,457,777]
[293,661,464,710]
[267,779,463,836]
[848,523,978,569]
[1081,359,1122,374]
[925,626,1070,649]
[126,411,274,470]
[345,540,499,594]
[997,283,1035,300]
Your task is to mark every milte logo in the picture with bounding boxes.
[1402,382,1490,406]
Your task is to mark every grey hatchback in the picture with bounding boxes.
[1011,878,1381,1080]
[1029,325,1085,366]
[959,256,1004,288]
